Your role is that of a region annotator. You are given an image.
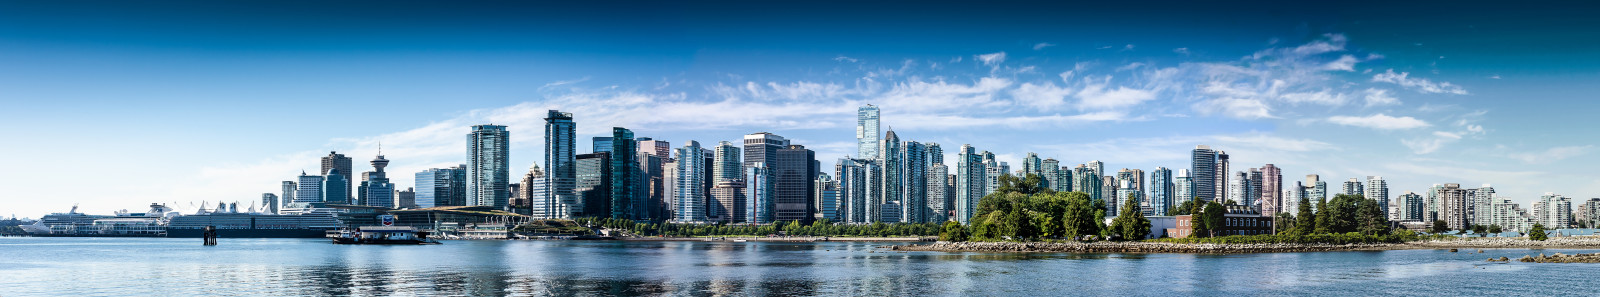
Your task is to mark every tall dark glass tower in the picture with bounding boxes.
[1191,145,1218,203]
[468,124,510,209]
[545,110,578,218]
[609,127,638,220]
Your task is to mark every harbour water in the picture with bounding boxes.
[2,237,1598,296]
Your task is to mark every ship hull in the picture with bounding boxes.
[167,228,330,238]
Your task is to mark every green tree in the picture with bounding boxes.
[1188,199,1210,238]
[1172,200,1195,216]
[939,221,969,242]
[1060,192,1099,240]
[1294,196,1316,235]
[1201,201,1226,237]
[1430,220,1449,233]
[1354,196,1388,236]
[1110,194,1151,240]
[1529,223,1548,241]
[1314,197,1332,234]
[1005,200,1038,240]
[1274,212,1296,235]
[1471,224,1486,234]
[1488,224,1503,234]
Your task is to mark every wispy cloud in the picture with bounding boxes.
[976,52,1007,66]
[1372,69,1469,95]
[833,56,859,63]
[1508,145,1594,164]
[1327,113,1430,130]
[1173,47,1190,55]
[1032,42,1055,50]
[1363,88,1400,106]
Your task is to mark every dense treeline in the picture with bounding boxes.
[1274,194,1391,236]
[1153,232,1425,245]
[944,174,1151,241]
[562,217,941,238]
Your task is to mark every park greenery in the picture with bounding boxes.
[945,174,1152,242]
[516,217,943,238]
[1529,223,1548,241]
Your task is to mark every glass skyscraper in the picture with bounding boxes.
[954,145,985,224]
[414,166,466,208]
[673,141,707,222]
[608,127,638,219]
[467,124,510,208]
[1150,167,1173,216]
[857,104,880,159]
[545,110,578,218]
[901,141,926,223]
[878,130,902,223]
[1191,145,1218,203]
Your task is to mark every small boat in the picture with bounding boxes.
[331,226,440,245]
[731,238,748,242]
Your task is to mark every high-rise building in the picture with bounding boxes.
[901,141,927,223]
[1260,165,1282,217]
[1041,158,1062,191]
[815,174,841,223]
[775,145,817,223]
[415,166,466,208]
[1434,183,1469,230]
[712,141,742,184]
[1399,191,1424,222]
[1174,169,1193,209]
[467,124,510,209]
[358,152,396,208]
[280,181,297,210]
[637,138,670,221]
[857,104,881,159]
[710,180,746,223]
[592,137,613,154]
[1342,178,1363,196]
[1283,181,1305,215]
[838,158,870,223]
[1365,176,1389,220]
[983,152,1002,196]
[744,132,787,223]
[745,162,773,224]
[1150,167,1174,216]
[1022,153,1042,177]
[545,110,579,218]
[1101,175,1118,212]
[1227,171,1246,206]
[1077,161,1105,202]
[928,163,949,222]
[323,169,349,204]
[1305,174,1327,203]
[321,151,353,204]
[521,164,549,218]
[1116,179,1138,212]
[954,145,985,224]
[576,152,612,217]
[1245,168,1262,209]
[608,128,639,220]
[879,131,903,223]
[1539,193,1572,228]
[262,193,278,214]
[1490,198,1535,232]
[1191,146,1218,203]
[1473,185,1496,226]
[673,141,707,223]
[637,138,671,160]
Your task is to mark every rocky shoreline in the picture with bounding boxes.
[1510,252,1600,263]
[894,236,1600,254]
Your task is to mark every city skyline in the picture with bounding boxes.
[4,1,1600,217]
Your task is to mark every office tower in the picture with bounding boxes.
[816,174,841,222]
[744,132,787,223]
[672,141,707,222]
[1305,174,1327,202]
[466,124,511,209]
[878,131,903,223]
[745,163,773,224]
[838,158,868,223]
[946,174,957,219]
[281,181,297,209]
[545,110,579,218]
[1399,191,1424,222]
[1150,167,1173,216]
[592,137,613,154]
[414,166,466,208]
[1227,172,1246,206]
[637,138,671,160]
[1116,179,1138,212]
[575,152,612,217]
[638,138,670,221]
[1283,182,1305,215]
[1215,150,1229,203]
[396,188,416,209]
[776,145,817,223]
[1364,176,1389,220]
[928,163,949,222]
[702,148,716,216]
[900,141,926,223]
[1041,158,1062,191]
[1342,178,1363,196]
[663,159,678,218]
[1101,176,1117,212]
[710,180,746,223]
[605,128,639,219]
[955,145,985,224]
[521,164,549,218]
[1174,169,1194,203]
[712,141,742,184]
[320,151,353,203]
[857,104,881,159]
[359,152,396,208]
[323,169,349,204]
[1260,165,1282,217]
[1022,153,1042,177]
[1540,193,1572,228]
[1191,146,1218,203]
[1473,185,1495,226]
[261,193,278,214]
[1075,162,1104,203]
[1245,168,1262,209]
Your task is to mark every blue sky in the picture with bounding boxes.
[3,1,1598,217]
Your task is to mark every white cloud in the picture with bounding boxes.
[1508,146,1594,164]
[1075,77,1156,110]
[834,56,859,63]
[1193,98,1273,119]
[1279,90,1348,105]
[541,77,591,88]
[1290,33,1347,55]
[1033,42,1055,50]
[1372,69,1469,95]
[1116,62,1145,71]
[1173,48,1190,55]
[1401,137,1452,154]
[976,52,1007,66]
[1363,88,1399,106]
[1327,114,1431,130]
[1009,82,1074,109]
[1323,54,1360,71]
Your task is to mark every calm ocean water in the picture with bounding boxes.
[1,237,1596,296]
